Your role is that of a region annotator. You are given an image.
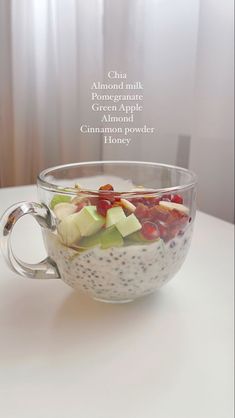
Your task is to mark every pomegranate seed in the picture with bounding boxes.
[135,203,150,220]
[96,199,112,216]
[89,196,99,205]
[161,194,171,201]
[142,197,159,207]
[141,221,160,240]
[179,215,189,226]
[171,194,183,204]
[157,223,170,241]
[114,194,121,202]
[149,205,170,222]
[99,193,115,203]
[128,198,142,206]
[99,184,114,191]
[167,228,178,240]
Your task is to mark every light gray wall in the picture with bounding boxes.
[190,0,234,223]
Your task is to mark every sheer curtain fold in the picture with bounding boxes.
[1,0,103,186]
[0,0,14,187]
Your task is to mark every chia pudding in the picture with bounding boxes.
[45,183,194,302]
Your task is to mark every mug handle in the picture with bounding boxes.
[0,201,60,279]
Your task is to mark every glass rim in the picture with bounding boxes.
[37,160,197,196]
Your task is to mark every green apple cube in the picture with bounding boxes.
[76,206,105,237]
[106,206,126,228]
[79,232,102,249]
[57,213,81,246]
[50,194,71,209]
[116,213,142,237]
[100,226,124,249]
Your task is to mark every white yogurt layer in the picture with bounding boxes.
[43,225,193,302]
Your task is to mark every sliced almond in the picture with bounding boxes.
[53,202,77,220]
[159,201,189,214]
[71,196,91,205]
[120,198,136,213]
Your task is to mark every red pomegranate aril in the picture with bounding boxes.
[98,192,115,203]
[141,221,160,240]
[135,203,150,220]
[99,184,114,191]
[157,223,170,241]
[171,194,183,204]
[89,196,99,205]
[129,197,144,206]
[114,194,121,202]
[142,197,158,207]
[154,198,161,205]
[167,227,179,240]
[149,205,170,222]
[161,194,171,201]
[178,214,189,226]
[96,199,112,216]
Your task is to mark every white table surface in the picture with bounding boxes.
[0,185,234,418]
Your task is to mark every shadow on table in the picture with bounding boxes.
[53,289,167,326]
[51,288,183,348]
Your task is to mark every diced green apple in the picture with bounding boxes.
[116,213,142,237]
[57,213,81,246]
[106,206,126,228]
[75,206,105,237]
[79,232,102,249]
[100,226,124,249]
[159,201,189,214]
[50,194,71,209]
[53,202,77,220]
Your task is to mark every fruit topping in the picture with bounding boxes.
[72,196,91,205]
[116,214,142,237]
[142,196,160,207]
[100,226,124,249]
[99,184,114,191]
[159,201,189,215]
[161,194,171,201]
[75,206,105,237]
[57,213,81,246]
[106,206,126,228]
[50,194,71,209]
[96,199,112,217]
[171,194,183,204]
[141,221,160,241]
[75,201,89,213]
[53,202,77,220]
[52,181,191,249]
[79,232,102,249]
[134,203,150,220]
[149,205,170,222]
[120,198,136,213]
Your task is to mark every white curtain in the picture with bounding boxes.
[0,0,234,221]
[0,0,104,186]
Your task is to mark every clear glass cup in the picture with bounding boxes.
[0,161,197,303]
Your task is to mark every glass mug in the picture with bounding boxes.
[0,161,197,303]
